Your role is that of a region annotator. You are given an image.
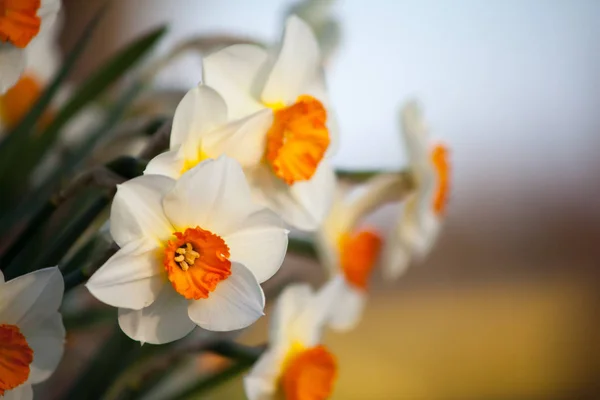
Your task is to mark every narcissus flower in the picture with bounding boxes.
[87,156,289,344]
[0,0,61,94]
[382,101,450,279]
[316,183,385,331]
[0,18,60,133]
[198,15,337,231]
[0,267,66,399]
[244,278,342,400]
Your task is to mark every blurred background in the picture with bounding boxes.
[60,0,600,398]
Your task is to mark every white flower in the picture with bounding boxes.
[315,181,384,332]
[382,101,450,280]
[0,14,60,133]
[193,15,337,231]
[244,278,342,400]
[0,0,61,94]
[86,156,289,344]
[0,267,66,400]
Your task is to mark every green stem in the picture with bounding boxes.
[287,237,318,259]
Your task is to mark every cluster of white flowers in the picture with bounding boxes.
[0,5,449,399]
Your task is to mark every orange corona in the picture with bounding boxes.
[0,324,33,395]
[0,0,41,48]
[430,144,450,216]
[339,229,383,290]
[163,226,231,300]
[281,345,337,400]
[265,95,330,185]
[0,73,53,130]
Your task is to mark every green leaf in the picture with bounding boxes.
[19,26,167,186]
[0,81,143,239]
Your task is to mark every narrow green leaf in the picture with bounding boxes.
[20,26,167,184]
[0,81,143,238]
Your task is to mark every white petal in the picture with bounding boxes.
[170,84,227,153]
[118,285,195,344]
[262,16,320,105]
[247,163,330,231]
[244,349,283,400]
[328,282,366,332]
[400,100,430,165]
[0,45,25,94]
[144,149,184,179]
[22,313,65,384]
[288,159,336,230]
[291,275,344,347]
[202,44,268,119]
[162,156,260,235]
[382,238,411,281]
[2,385,33,400]
[269,284,313,347]
[202,109,273,168]
[223,209,287,284]
[0,269,4,283]
[110,174,175,248]
[0,267,63,327]
[187,262,265,331]
[86,239,164,310]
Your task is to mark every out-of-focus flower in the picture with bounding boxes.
[286,0,340,62]
[87,156,288,344]
[382,101,450,280]
[244,278,342,400]
[0,267,65,400]
[199,15,337,231]
[0,0,61,94]
[316,182,385,331]
[0,15,60,133]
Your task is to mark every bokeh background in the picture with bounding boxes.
[61,0,600,398]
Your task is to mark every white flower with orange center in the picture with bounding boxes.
[0,0,61,94]
[382,101,450,280]
[316,183,385,331]
[0,267,65,400]
[197,15,336,231]
[86,156,289,344]
[0,17,59,133]
[244,278,342,400]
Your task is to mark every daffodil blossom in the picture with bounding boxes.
[193,15,337,231]
[315,181,387,332]
[244,277,343,400]
[0,267,66,400]
[0,0,61,94]
[382,101,450,280]
[87,156,289,344]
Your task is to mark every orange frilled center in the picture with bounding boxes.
[265,95,330,185]
[0,73,52,130]
[430,144,450,216]
[0,0,41,48]
[338,229,383,291]
[281,345,337,400]
[0,324,33,396]
[163,226,232,300]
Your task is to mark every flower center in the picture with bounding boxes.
[338,229,383,291]
[280,345,337,400]
[163,226,231,300]
[431,144,450,216]
[0,73,53,130]
[0,0,42,48]
[0,324,33,396]
[265,95,330,185]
